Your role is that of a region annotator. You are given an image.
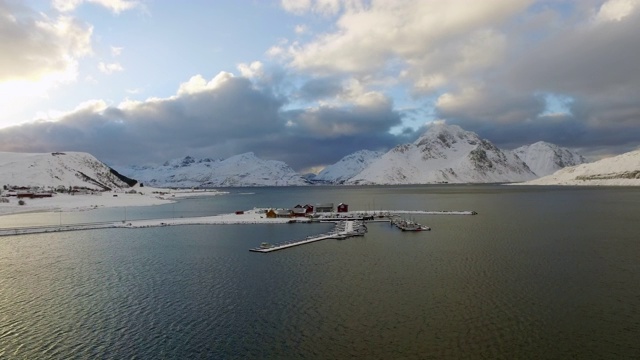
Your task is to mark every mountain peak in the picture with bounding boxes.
[315,150,384,183]
[116,152,306,187]
[350,125,536,184]
[513,142,586,177]
[0,151,135,190]
[415,122,480,148]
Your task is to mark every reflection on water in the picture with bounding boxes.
[1,185,640,358]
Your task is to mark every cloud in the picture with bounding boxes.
[275,0,640,157]
[0,3,92,82]
[294,24,307,34]
[110,46,123,57]
[297,77,343,101]
[281,0,312,15]
[4,0,640,171]
[98,61,124,74]
[237,61,264,79]
[281,0,363,16]
[595,0,639,22]
[53,0,140,14]
[0,72,403,170]
[435,85,544,124]
[285,0,531,80]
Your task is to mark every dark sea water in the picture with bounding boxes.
[1,185,640,359]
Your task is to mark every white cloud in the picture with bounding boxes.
[237,61,264,79]
[0,3,93,127]
[110,46,123,57]
[294,24,307,34]
[281,0,312,14]
[281,0,363,16]
[0,8,93,82]
[53,0,140,14]
[177,72,235,95]
[595,0,639,22]
[52,0,83,12]
[98,62,124,74]
[287,0,530,75]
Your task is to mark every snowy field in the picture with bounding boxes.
[0,187,227,216]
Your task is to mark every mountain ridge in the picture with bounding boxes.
[0,151,136,191]
[348,123,538,184]
[117,152,307,187]
[520,149,640,186]
[512,141,586,177]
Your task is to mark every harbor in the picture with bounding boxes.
[249,220,367,253]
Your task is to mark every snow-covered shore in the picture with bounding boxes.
[0,187,227,216]
[0,209,303,236]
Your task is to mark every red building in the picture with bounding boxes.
[337,203,349,212]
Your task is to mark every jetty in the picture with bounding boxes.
[249,220,367,253]
[390,216,431,231]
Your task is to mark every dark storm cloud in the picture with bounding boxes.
[0,74,403,170]
[297,77,344,101]
[432,5,640,157]
[508,9,640,97]
[435,87,545,125]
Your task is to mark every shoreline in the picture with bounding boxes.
[0,208,477,237]
[0,187,227,217]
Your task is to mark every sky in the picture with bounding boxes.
[0,0,639,173]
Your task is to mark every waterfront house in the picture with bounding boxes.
[337,203,349,212]
[315,203,334,213]
[275,209,292,218]
[266,209,277,218]
[292,208,307,217]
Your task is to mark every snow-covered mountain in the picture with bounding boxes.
[520,149,640,186]
[117,152,308,187]
[315,150,384,184]
[0,151,136,190]
[512,141,587,177]
[348,123,537,184]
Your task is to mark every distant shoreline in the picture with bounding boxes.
[0,187,227,217]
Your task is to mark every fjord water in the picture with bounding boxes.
[1,186,639,358]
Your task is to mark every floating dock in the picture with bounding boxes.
[249,220,366,253]
[390,217,431,231]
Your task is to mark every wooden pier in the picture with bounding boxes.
[249,220,366,253]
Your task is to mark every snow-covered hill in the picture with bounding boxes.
[512,141,586,177]
[315,150,384,184]
[348,123,537,184]
[0,152,136,190]
[117,152,308,187]
[519,149,640,186]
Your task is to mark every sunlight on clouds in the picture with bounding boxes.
[0,2,92,127]
[286,0,530,80]
[53,0,140,13]
[0,64,80,128]
[177,72,235,95]
[34,99,108,122]
[237,61,264,79]
[281,0,362,15]
[436,87,481,112]
[0,13,92,82]
[340,78,390,108]
[281,0,312,14]
[595,0,639,22]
